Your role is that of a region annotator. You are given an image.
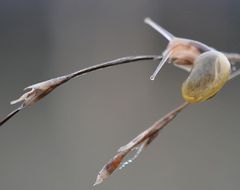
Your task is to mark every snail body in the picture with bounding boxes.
[166,38,213,66]
[144,18,214,79]
[181,51,231,103]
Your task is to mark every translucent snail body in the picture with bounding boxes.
[144,17,213,80]
[182,51,231,103]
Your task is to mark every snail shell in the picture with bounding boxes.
[182,51,231,103]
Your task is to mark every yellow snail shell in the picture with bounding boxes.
[182,51,231,103]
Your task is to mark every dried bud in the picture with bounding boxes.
[0,76,70,126]
[10,76,69,107]
[94,102,188,186]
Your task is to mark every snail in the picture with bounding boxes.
[181,50,231,103]
[144,18,231,103]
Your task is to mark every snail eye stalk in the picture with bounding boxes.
[150,51,172,80]
[144,17,175,41]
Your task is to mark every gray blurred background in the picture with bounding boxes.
[0,0,240,190]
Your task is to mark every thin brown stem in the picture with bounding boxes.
[0,106,23,126]
[118,101,189,152]
[223,52,240,80]
[229,68,240,80]
[66,55,162,80]
[0,55,162,126]
[224,52,240,63]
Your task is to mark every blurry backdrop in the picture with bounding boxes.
[0,0,240,190]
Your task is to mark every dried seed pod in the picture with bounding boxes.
[10,76,70,107]
[0,76,70,126]
[94,102,189,186]
[182,51,231,103]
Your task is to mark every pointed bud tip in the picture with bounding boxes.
[93,176,103,187]
[10,97,25,105]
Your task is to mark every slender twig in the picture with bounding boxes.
[67,55,162,79]
[230,69,240,80]
[0,55,162,127]
[225,52,240,80]
[224,52,240,63]
[0,106,23,126]
[94,101,189,186]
